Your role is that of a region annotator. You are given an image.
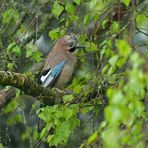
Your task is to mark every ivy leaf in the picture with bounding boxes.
[51,1,64,18]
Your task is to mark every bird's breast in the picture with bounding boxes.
[55,54,76,89]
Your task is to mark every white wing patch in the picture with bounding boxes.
[40,69,53,87]
[40,60,66,87]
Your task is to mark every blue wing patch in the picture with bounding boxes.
[50,60,66,77]
[40,60,66,87]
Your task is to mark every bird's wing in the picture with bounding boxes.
[40,60,66,87]
[39,52,67,87]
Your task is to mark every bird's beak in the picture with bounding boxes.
[76,45,85,49]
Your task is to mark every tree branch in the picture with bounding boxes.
[0,71,54,105]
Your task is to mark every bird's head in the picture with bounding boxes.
[55,34,85,52]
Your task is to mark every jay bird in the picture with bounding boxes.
[38,34,84,89]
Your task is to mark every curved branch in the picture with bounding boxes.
[0,71,54,105]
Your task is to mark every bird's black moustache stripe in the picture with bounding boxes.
[69,47,76,52]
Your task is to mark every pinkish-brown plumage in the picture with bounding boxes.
[39,34,78,89]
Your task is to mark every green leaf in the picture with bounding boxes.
[73,0,81,5]
[41,124,53,139]
[4,99,18,113]
[51,1,64,18]
[40,127,48,139]
[108,55,118,67]
[7,42,22,56]
[130,52,144,69]
[128,69,145,97]
[111,21,120,33]
[7,114,23,125]
[26,48,34,58]
[87,131,99,145]
[2,9,19,23]
[49,27,66,40]
[90,0,99,9]
[11,45,22,56]
[81,105,94,113]
[69,15,78,22]
[39,105,79,146]
[102,127,120,148]
[121,0,131,7]
[33,51,43,62]
[108,66,116,75]
[116,57,126,67]
[116,39,131,58]
[85,41,98,52]
[7,63,15,70]
[134,101,145,115]
[84,14,90,26]
[73,84,82,94]
[63,94,74,103]
[47,135,54,143]
[136,14,147,27]
[0,143,3,148]
[54,122,71,144]
[102,19,108,29]
[38,105,58,123]
[7,42,16,51]
[62,107,76,120]
[65,3,75,15]
[107,89,126,105]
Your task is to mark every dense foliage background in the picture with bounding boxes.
[0,0,148,147]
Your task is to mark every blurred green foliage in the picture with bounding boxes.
[0,0,148,147]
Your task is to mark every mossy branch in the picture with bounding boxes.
[0,71,54,105]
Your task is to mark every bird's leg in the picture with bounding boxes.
[55,88,64,93]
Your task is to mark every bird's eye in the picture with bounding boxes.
[68,42,74,48]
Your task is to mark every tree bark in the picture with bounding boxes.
[0,71,54,105]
